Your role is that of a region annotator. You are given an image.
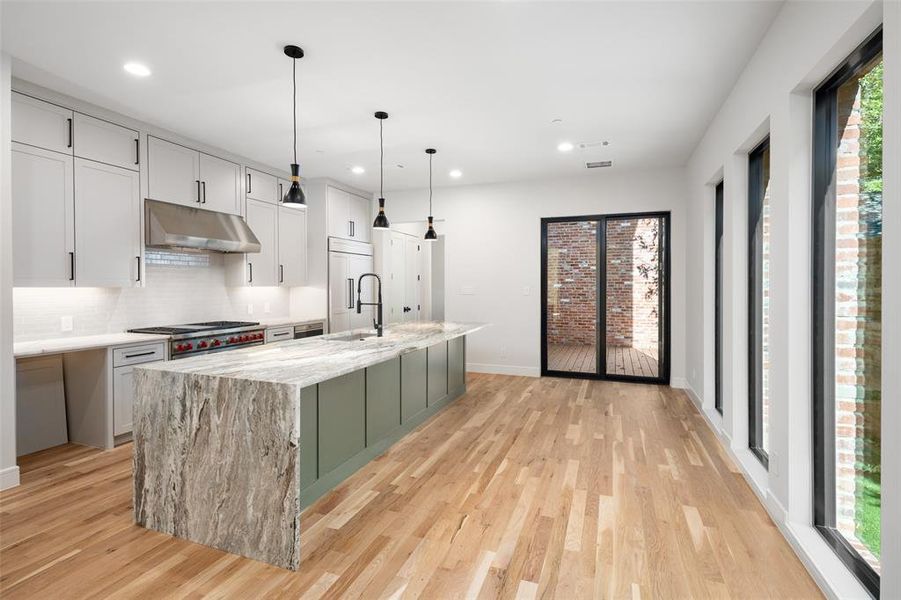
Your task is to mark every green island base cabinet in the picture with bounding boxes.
[299,336,466,507]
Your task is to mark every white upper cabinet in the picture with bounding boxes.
[199,152,241,214]
[11,92,73,155]
[326,185,371,242]
[278,205,308,287]
[244,199,279,286]
[12,143,75,287]
[246,167,279,204]
[147,136,200,206]
[74,159,141,287]
[73,113,139,171]
[348,194,371,243]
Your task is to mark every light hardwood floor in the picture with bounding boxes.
[0,374,821,599]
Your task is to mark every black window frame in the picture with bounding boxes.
[812,27,883,598]
[748,137,770,467]
[715,180,724,415]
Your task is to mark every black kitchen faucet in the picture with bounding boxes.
[356,273,384,337]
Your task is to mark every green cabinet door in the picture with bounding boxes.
[299,385,318,489]
[448,336,466,393]
[401,348,428,423]
[318,370,366,474]
[427,342,448,406]
[366,358,401,445]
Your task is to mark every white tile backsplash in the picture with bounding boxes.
[13,251,321,342]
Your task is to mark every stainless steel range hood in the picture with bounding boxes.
[144,199,261,253]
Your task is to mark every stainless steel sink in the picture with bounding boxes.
[329,332,379,342]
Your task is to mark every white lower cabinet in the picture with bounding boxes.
[112,343,166,437]
[74,159,141,287]
[11,142,75,287]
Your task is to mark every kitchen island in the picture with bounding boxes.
[132,321,484,570]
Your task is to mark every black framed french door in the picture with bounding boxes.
[541,211,671,384]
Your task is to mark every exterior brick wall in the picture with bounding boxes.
[545,218,660,355]
[833,68,882,569]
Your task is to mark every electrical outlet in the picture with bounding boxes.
[264,302,271,314]
[247,304,254,316]
[60,316,73,332]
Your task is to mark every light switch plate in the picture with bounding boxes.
[60,316,73,332]
[461,285,475,295]
[522,286,531,296]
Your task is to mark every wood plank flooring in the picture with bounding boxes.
[0,374,821,599]
[548,344,659,378]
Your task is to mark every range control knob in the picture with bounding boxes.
[175,344,184,352]
[185,342,193,350]
[212,339,221,347]
[199,341,208,349]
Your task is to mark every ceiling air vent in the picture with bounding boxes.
[586,160,612,169]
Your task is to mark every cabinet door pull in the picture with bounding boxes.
[201,181,206,204]
[136,256,141,282]
[247,173,252,194]
[69,252,75,281]
[279,264,284,283]
[67,118,73,148]
[248,262,253,283]
[196,180,201,203]
[124,351,155,359]
[279,183,283,201]
[134,139,140,165]
[347,278,354,309]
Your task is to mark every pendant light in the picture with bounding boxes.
[372,111,390,229]
[424,148,438,241]
[282,45,306,205]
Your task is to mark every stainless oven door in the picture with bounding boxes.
[294,322,324,340]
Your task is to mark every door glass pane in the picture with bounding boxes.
[749,138,771,459]
[715,181,724,414]
[546,220,598,374]
[605,216,663,379]
[832,52,882,569]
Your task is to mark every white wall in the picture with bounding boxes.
[1,51,19,490]
[684,1,897,597]
[381,167,687,381]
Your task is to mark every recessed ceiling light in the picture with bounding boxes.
[123,62,151,77]
[557,142,574,152]
[449,169,462,179]
[551,118,563,124]
[351,166,365,174]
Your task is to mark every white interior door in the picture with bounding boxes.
[12,143,75,287]
[404,238,420,322]
[388,233,406,323]
[74,158,140,287]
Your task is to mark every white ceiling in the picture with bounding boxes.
[1,1,782,192]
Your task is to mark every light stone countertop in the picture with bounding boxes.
[257,316,327,328]
[136,321,485,388]
[14,332,171,359]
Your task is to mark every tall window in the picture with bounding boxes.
[813,29,882,596]
[748,138,770,464]
[715,180,724,415]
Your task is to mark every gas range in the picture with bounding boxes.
[128,321,265,359]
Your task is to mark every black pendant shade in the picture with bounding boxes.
[283,45,306,205]
[424,148,438,240]
[373,111,390,229]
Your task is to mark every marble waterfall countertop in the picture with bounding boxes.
[136,321,485,388]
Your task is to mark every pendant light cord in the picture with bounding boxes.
[379,119,384,197]
[429,152,433,214]
[292,58,298,165]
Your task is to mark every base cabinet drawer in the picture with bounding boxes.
[318,370,365,474]
[401,349,427,423]
[265,326,293,344]
[366,358,401,446]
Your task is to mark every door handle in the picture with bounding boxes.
[247,173,251,194]
[248,262,253,283]
[279,264,284,284]
[348,220,353,237]
[196,180,201,203]
[69,252,75,281]
[136,256,141,282]
[134,139,140,165]
[351,221,355,237]
[67,118,73,148]
[201,181,206,204]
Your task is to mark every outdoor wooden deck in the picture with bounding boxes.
[548,343,659,378]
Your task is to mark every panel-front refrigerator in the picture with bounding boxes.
[328,238,374,333]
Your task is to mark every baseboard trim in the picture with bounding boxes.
[0,465,20,490]
[669,376,690,390]
[466,363,540,377]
